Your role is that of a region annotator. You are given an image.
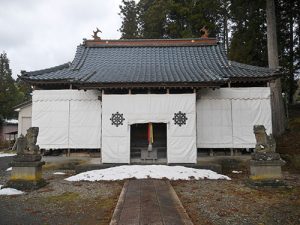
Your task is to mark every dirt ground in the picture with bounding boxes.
[0,169,123,225]
[172,172,300,225]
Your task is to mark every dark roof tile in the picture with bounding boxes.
[21,39,279,86]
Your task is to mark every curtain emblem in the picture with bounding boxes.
[110,112,125,127]
[173,111,188,126]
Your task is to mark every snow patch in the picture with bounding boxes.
[65,165,231,181]
[5,119,18,124]
[0,153,16,158]
[0,187,24,195]
[6,167,12,171]
[232,170,243,174]
[53,172,66,175]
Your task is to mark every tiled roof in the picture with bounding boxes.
[20,38,279,87]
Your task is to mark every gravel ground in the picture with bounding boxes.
[0,156,13,170]
[1,155,299,225]
[172,172,300,225]
[0,169,123,225]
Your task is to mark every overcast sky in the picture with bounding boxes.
[0,0,132,79]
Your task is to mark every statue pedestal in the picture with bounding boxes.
[7,156,46,190]
[250,153,285,181]
[250,160,285,180]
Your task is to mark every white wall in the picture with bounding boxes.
[17,104,32,137]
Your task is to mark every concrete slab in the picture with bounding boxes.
[110,179,193,225]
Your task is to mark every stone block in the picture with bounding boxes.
[251,152,281,161]
[249,160,285,180]
[13,154,42,162]
[7,161,46,190]
[10,162,45,181]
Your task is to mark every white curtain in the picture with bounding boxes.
[197,88,272,148]
[102,94,197,164]
[32,90,101,149]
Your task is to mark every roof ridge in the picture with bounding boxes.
[78,71,97,82]
[69,45,85,70]
[84,38,218,48]
[73,47,90,70]
[69,45,91,70]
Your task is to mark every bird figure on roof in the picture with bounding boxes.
[92,28,102,40]
[200,26,209,38]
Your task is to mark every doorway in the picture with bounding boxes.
[130,123,167,163]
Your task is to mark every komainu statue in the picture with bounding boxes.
[253,125,276,153]
[252,125,280,161]
[13,127,41,161]
[250,125,285,181]
[8,127,45,190]
[25,127,40,154]
[13,127,40,157]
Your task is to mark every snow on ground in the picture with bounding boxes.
[5,119,18,124]
[53,172,66,175]
[232,170,243,174]
[0,186,24,196]
[0,153,16,157]
[65,165,231,181]
[6,167,12,171]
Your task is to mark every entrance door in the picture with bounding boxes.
[130,123,167,163]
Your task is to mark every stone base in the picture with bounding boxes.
[251,152,281,161]
[6,179,47,191]
[250,159,285,180]
[10,161,45,181]
[7,160,46,190]
[13,154,42,162]
[246,179,286,188]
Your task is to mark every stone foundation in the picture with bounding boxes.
[6,179,47,191]
[249,160,285,180]
[8,161,46,190]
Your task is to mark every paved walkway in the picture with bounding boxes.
[110,179,193,225]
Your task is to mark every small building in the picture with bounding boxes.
[14,100,32,137]
[20,37,283,164]
[0,119,18,143]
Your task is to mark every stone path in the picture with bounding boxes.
[110,179,193,225]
